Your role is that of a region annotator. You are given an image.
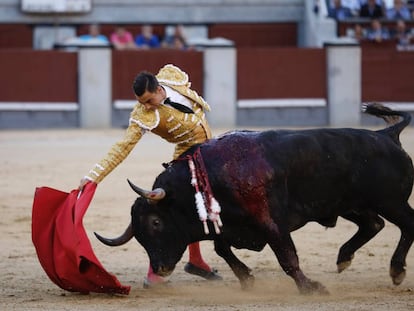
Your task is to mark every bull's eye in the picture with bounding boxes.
[153,219,161,227]
[147,215,163,234]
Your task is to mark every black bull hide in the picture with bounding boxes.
[95,104,414,294]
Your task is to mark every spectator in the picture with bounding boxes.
[340,0,363,16]
[352,23,366,41]
[386,0,412,20]
[392,19,412,45]
[408,0,414,11]
[314,0,320,15]
[328,0,353,19]
[78,24,109,44]
[359,0,386,7]
[360,0,385,18]
[409,1,414,19]
[110,26,137,50]
[162,25,193,50]
[366,18,391,41]
[135,24,160,49]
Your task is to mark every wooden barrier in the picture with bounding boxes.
[0,47,413,128]
[362,48,414,102]
[236,47,327,126]
[0,24,33,49]
[208,23,298,47]
[237,47,326,99]
[0,50,77,102]
[0,50,78,128]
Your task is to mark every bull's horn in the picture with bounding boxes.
[127,178,166,201]
[94,222,133,246]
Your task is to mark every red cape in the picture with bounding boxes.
[31,182,130,295]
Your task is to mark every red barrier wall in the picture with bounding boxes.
[362,48,414,102]
[0,48,412,106]
[0,50,77,102]
[0,25,33,49]
[237,47,326,99]
[209,23,297,47]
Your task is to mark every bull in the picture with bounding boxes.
[95,103,414,294]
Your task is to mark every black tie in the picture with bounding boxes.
[165,98,194,114]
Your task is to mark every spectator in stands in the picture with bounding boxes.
[110,26,137,50]
[408,0,414,14]
[162,25,193,50]
[328,0,353,19]
[360,0,385,18]
[386,0,412,20]
[340,0,363,16]
[366,18,391,41]
[135,24,160,49]
[359,0,386,8]
[383,0,396,8]
[351,23,366,41]
[313,0,320,15]
[392,19,412,45]
[78,24,109,44]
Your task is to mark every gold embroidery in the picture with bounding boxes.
[168,123,182,133]
[85,64,212,184]
[156,64,210,112]
[129,104,160,130]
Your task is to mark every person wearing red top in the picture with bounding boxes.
[110,26,137,50]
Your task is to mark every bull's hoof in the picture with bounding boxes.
[337,259,352,273]
[390,266,406,285]
[337,253,354,273]
[184,263,223,281]
[240,275,255,291]
[299,280,329,295]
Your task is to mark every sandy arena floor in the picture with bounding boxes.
[1,126,414,311]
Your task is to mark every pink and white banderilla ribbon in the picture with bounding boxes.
[188,158,223,235]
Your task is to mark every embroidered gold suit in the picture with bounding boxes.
[85,64,211,184]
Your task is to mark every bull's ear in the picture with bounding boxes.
[127,179,166,201]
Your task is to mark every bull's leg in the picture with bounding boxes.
[390,231,413,285]
[213,238,255,290]
[380,203,414,285]
[265,222,329,295]
[337,211,385,272]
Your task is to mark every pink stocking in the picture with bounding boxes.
[188,242,211,272]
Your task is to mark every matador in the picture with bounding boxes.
[80,64,222,288]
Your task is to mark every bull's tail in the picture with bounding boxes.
[363,103,411,145]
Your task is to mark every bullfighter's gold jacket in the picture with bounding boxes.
[85,64,211,184]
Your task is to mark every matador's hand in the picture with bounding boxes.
[78,177,90,191]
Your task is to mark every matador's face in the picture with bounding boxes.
[137,86,166,111]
